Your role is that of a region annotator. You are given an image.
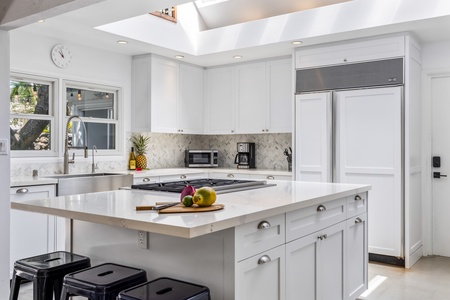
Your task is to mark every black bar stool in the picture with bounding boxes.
[118,277,211,300]
[9,251,91,300]
[60,262,147,300]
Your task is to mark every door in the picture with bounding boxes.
[295,92,332,182]
[431,75,450,256]
[335,87,402,257]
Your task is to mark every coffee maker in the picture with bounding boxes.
[234,142,256,169]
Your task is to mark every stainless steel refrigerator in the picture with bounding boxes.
[294,58,405,264]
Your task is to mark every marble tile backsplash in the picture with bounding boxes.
[134,132,292,171]
[11,133,292,178]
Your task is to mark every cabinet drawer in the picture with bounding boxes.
[133,176,159,185]
[10,184,56,200]
[209,172,250,180]
[159,173,206,182]
[295,36,405,69]
[235,214,285,261]
[249,174,292,181]
[286,198,346,242]
[235,244,285,300]
[347,192,368,218]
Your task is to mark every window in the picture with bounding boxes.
[9,74,57,156]
[64,81,120,152]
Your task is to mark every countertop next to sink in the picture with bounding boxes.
[11,167,292,187]
[11,181,370,239]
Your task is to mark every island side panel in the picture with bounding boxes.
[71,220,235,299]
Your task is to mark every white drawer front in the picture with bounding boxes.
[347,192,368,218]
[249,174,292,181]
[209,172,250,179]
[133,176,159,185]
[286,198,346,242]
[235,214,285,261]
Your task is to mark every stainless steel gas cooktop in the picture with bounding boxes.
[131,178,275,194]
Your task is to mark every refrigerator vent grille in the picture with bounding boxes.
[296,58,404,93]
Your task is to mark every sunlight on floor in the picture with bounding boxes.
[359,275,388,299]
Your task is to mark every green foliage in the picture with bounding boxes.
[131,134,150,155]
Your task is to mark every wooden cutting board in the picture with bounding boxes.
[157,203,224,214]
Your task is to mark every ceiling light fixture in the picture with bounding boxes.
[233,55,243,59]
[174,55,184,59]
[291,41,303,45]
[117,40,128,45]
[77,90,82,101]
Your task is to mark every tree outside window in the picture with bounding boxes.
[9,76,54,152]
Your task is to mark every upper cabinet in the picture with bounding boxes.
[205,57,293,135]
[131,55,204,134]
[295,36,405,69]
[132,55,292,134]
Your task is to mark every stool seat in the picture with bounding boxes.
[60,263,147,300]
[118,277,211,300]
[9,251,91,300]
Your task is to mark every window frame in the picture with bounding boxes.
[9,72,59,158]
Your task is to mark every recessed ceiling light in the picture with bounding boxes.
[291,41,303,45]
[117,40,128,45]
[174,55,184,59]
[37,20,45,23]
[233,55,243,59]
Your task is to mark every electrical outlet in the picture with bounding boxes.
[138,230,148,249]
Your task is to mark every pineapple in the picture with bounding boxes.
[131,134,150,169]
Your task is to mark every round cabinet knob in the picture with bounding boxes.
[266,176,275,180]
[231,130,235,133]
[317,205,326,212]
[354,195,362,201]
[16,188,29,194]
[343,58,348,62]
[257,221,271,230]
[227,174,235,178]
[143,177,150,182]
[257,255,271,265]
[180,174,187,179]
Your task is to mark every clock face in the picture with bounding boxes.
[51,44,72,68]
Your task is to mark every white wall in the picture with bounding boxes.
[10,30,132,174]
[0,29,11,297]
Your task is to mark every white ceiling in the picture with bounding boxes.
[11,0,450,67]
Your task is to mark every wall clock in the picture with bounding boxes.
[51,44,72,68]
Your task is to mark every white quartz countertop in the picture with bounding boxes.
[11,181,370,239]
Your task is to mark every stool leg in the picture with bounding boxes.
[33,276,54,300]
[9,270,22,300]
[60,286,70,300]
[53,278,63,300]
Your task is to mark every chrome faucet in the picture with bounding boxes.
[92,145,98,173]
[64,115,88,174]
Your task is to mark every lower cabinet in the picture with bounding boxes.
[10,184,57,276]
[286,222,346,300]
[236,245,286,300]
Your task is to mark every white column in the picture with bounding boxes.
[0,28,10,297]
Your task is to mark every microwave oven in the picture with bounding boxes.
[185,150,218,167]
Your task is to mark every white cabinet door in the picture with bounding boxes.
[235,244,285,300]
[204,67,235,134]
[295,36,405,69]
[346,213,368,300]
[151,57,179,133]
[179,64,203,134]
[335,87,402,257]
[10,185,56,276]
[131,56,152,132]
[266,58,292,133]
[235,62,266,133]
[295,93,332,182]
[286,221,346,300]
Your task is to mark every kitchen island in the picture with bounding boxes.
[11,180,370,300]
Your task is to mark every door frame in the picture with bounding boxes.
[422,68,450,256]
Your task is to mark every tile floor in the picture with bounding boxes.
[10,256,450,299]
